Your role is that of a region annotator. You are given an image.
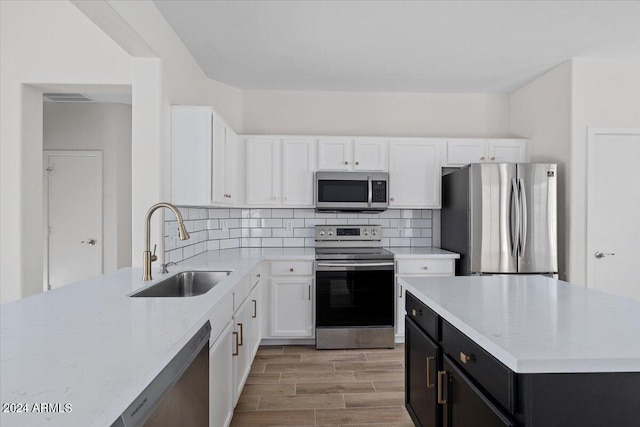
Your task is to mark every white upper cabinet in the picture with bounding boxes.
[388,139,442,208]
[246,137,280,206]
[317,137,352,170]
[487,138,529,163]
[245,136,316,207]
[445,138,529,166]
[282,137,316,206]
[353,138,388,170]
[171,106,213,205]
[171,106,240,206]
[317,137,386,171]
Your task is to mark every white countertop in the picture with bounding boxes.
[0,248,311,427]
[399,275,640,374]
[387,247,460,258]
[0,246,448,426]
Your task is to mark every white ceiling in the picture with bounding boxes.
[153,1,640,93]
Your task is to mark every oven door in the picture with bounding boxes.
[315,261,395,328]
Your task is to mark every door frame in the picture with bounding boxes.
[43,150,104,291]
[586,127,640,288]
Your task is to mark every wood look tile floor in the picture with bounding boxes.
[230,344,413,427]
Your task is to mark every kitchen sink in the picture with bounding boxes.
[131,271,231,297]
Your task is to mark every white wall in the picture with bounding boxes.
[0,0,132,303]
[509,61,573,279]
[569,58,640,285]
[243,91,510,136]
[43,103,132,272]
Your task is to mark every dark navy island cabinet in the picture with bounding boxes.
[404,291,640,427]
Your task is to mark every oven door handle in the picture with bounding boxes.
[316,262,395,271]
[367,175,372,208]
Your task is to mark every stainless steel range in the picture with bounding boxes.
[315,225,395,349]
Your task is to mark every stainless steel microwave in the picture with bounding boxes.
[315,171,389,212]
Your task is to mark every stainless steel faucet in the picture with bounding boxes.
[143,203,189,281]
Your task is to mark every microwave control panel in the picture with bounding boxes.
[371,180,387,202]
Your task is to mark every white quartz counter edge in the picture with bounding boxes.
[399,275,640,374]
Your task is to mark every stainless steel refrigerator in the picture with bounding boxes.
[441,163,557,275]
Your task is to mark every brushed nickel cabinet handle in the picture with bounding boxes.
[426,356,435,388]
[437,370,448,404]
[238,323,244,346]
[308,285,311,301]
[232,332,239,356]
[460,352,473,364]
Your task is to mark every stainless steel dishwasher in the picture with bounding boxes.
[111,322,210,427]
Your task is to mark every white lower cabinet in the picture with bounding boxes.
[209,321,234,427]
[232,296,252,405]
[263,260,314,339]
[395,258,455,337]
[208,265,262,427]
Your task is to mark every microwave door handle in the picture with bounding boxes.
[367,175,372,208]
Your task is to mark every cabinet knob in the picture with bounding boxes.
[355,161,360,165]
[423,266,429,270]
[390,197,395,202]
[480,156,485,161]
[344,161,348,165]
[289,268,294,272]
[491,156,496,160]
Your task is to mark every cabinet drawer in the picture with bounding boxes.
[406,292,439,341]
[269,261,313,276]
[397,258,454,276]
[441,320,515,414]
[234,275,251,311]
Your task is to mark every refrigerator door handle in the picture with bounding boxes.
[510,178,520,258]
[518,178,528,257]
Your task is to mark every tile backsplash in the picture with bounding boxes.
[165,208,433,263]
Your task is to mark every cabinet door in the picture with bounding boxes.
[389,139,442,208]
[269,277,313,337]
[353,138,387,170]
[406,318,441,427]
[246,137,280,205]
[171,107,213,205]
[282,137,316,206]
[396,278,405,336]
[233,297,253,405]
[317,137,352,170]
[249,281,262,359]
[446,139,488,166]
[209,321,234,427]
[487,139,529,163]
[224,127,238,204]
[442,355,515,427]
[212,114,228,205]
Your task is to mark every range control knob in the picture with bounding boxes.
[363,229,369,236]
[328,230,334,236]
[372,229,378,236]
[319,230,325,236]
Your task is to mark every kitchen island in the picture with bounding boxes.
[399,275,640,427]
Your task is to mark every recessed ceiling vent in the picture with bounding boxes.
[43,93,96,103]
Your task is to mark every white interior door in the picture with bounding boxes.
[44,151,103,290]
[587,129,640,301]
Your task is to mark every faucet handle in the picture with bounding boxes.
[151,244,158,262]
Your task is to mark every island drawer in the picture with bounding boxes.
[406,292,439,340]
[441,320,515,414]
